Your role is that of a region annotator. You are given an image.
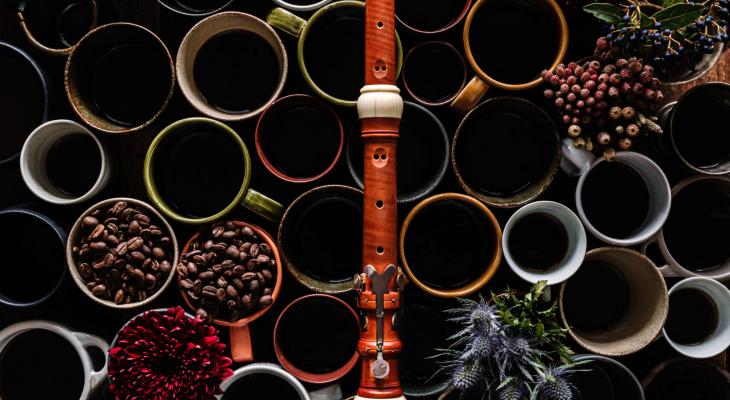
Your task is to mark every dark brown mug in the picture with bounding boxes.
[402,41,467,107]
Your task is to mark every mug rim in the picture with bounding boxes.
[0,41,50,166]
[273,293,360,383]
[17,0,100,55]
[157,0,234,17]
[0,208,66,308]
[395,0,472,35]
[255,94,344,183]
[572,353,646,400]
[66,197,180,309]
[297,0,404,107]
[462,0,568,91]
[400,193,502,298]
[272,0,334,12]
[20,119,108,205]
[402,41,468,107]
[641,356,730,396]
[176,11,288,121]
[451,96,561,208]
[144,117,252,224]
[177,221,283,328]
[64,22,175,134]
[218,363,311,399]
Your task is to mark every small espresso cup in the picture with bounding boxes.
[662,277,730,359]
[0,41,49,166]
[560,247,668,356]
[347,101,450,204]
[157,0,234,17]
[571,354,645,400]
[400,193,502,298]
[452,97,561,208]
[451,0,568,114]
[502,201,586,285]
[272,0,334,12]
[278,185,363,293]
[256,94,343,183]
[642,175,730,280]
[267,2,403,107]
[0,320,108,400]
[21,119,110,205]
[562,138,672,246]
[65,22,175,134]
[219,363,310,400]
[642,357,730,400]
[274,294,360,384]
[0,208,66,308]
[177,12,287,122]
[17,0,99,55]
[403,41,467,106]
[396,0,472,35]
[659,82,730,175]
[144,117,283,224]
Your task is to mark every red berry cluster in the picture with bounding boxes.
[542,56,665,157]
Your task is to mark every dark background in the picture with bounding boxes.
[1,0,729,399]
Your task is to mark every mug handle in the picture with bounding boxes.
[450,76,489,115]
[267,7,307,37]
[73,332,109,392]
[560,137,595,176]
[241,189,284,222]
[230,324,254,363]
[639,237,681,278]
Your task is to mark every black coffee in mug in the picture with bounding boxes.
[223,373,300,400]
[0,212,64,304]
[45,133,101,197]
[396,0,466,31]
[663,180,730,271]
[277,297,359,373]
[563,261,630,332]
[581,162,650,239]
[469,0,560,84]
[665,288,719,345]
[194,30,280,113]
[57,2,94,46]
[304,6,364,101]
[152,123,245,218]
[92,43,170,126]
[672,87,730,170]
[403,200,496,289]
[404,43,464,103]
[571,364,615,400]
[508,213,568,271]
[0,330,84,399]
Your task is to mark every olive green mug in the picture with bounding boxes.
[266,1,403,107]
[144,117,282,224]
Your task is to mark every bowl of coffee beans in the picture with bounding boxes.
[66,198,179,308]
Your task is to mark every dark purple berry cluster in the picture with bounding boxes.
[542,56,664,158]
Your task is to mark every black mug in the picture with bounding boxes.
[347,101,449,204]
[571,354,645,400]
[643,358,730,400]
[18,0,98,54]
[403,41,467,106]
[0,208,67,307]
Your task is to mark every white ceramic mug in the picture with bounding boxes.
[20,119,110,205]
[272,0,333,12]
[502,200,586,285]
[0,320,108,400]
[663,277,730,359]
[561,138,671,246]
[218,363,311,400]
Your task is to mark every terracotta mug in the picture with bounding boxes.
[400,193,502,298]
[157,0,234,17]
[179,221,283,363]
[402,41,467,107]
[0,41,49,166]
[562,138,672,246]
[571,354,645,400]
[0,208,66,308]
[0,321,108,400]
[17,0,98,55]
[176,12,287,121]
[452,97,561,208]
[256,94,343,184]
[347,101,450,204]
[450,0,568,114]
[278,185,363,293]
[66,197,180,309]
[219,363,311,400]
[395,0,472,35]
[274,294,360,384]
[20,119,111,205]
[144,117,283,224]
[560,247,668,356]
[267,1,403,107]
[642,357,730,400]
[272,0,334,12]
[641,175,730,281]
[65,22,175,134]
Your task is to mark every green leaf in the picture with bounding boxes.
[640,12,654,28]
[583,3,623,24]
[654,3,704,30]
[663,0,685,7]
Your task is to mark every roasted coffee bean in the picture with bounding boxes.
[258,295,273,307]
[240,242,252,253]
[91,284,107,297]
[226,285,238,298]
[226,246,239,259]
[250,243,259,258]
[114,289,125,304]
[159,260,172,273]
[202,286,218,298]
[212,225,225,237]
[199,271,216,281]
[128,220,141,235]
[145,273,157,288]
[232,278,245,291]
[90,241,107,251]
[82,216,99,229]
[130,251,146,263]
[216,276,228,288]
[181,279,194,290]
[127,237,144,251]
[261,268,273,282]
[88,224,105,240]
[134,213,151,225]
[233,265,246,275]
[115,242,129,255]
[152,247,166,260]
